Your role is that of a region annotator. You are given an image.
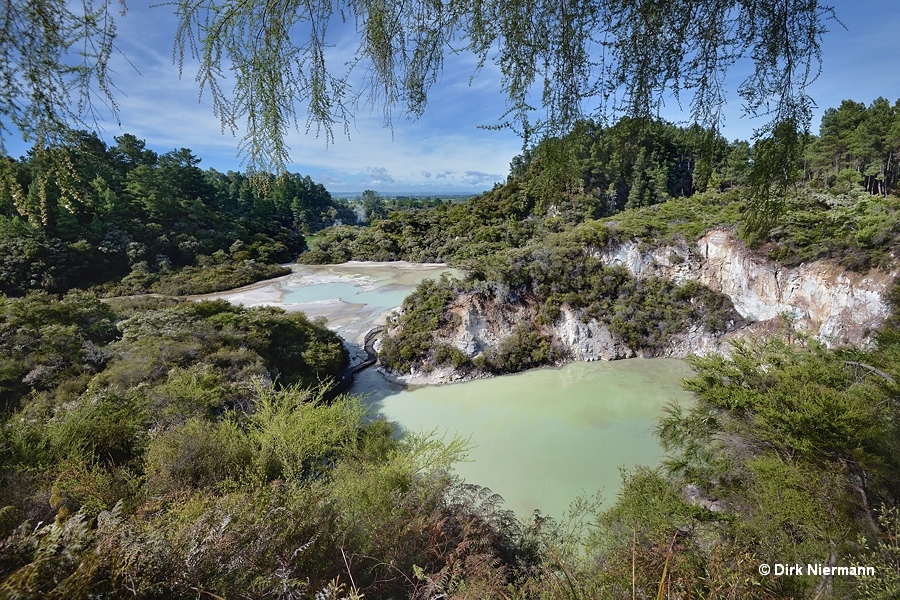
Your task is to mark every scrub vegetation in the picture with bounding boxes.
[2,293,899,598]
[2,98,900,597]
[377,252,739,375]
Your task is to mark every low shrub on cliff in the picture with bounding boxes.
[761,190,900,271]
[379,275,465,372]
[484,325,558,373]
[381,263,739,377]
[607,187,900,273]
[605,188,745,245]
[432,344,473,370]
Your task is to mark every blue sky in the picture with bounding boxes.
[4,1,899,194]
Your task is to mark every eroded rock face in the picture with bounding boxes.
[432,290,727,368]
[600,229,896,347]
[699,231,892,346]
[386,229,895,383]
[556,307,634,361]
[448,292,538,355]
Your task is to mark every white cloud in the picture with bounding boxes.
[6,1,895,194]
[364,166,396,184]
[462,170,503,186]
[318,174,345,186]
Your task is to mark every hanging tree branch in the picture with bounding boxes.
[3,0,839,179]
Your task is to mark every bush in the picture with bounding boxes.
[152,261,291,296]
[145,418,252,493]
[486,325,555,373]
[47,389,149,467]
[246,387,367,483]
[432,344,472,370]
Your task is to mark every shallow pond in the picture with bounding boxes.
[204,261,457,344]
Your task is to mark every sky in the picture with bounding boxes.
[4,1,900,195]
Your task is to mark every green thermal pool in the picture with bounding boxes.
[211,262,693,518]
[354,358,693,518]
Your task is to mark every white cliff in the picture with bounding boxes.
[385,228,895,384]
[555,307,634,361]
[600,229,895,347]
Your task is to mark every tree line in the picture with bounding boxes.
[513,96,900,211]
[0,131,355,296]
[804,97,900,195]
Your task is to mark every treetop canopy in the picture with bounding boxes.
[1,0,837,171]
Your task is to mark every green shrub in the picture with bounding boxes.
[152,261,291,296]
[379,275,461,372]
[486,325,556,373]
[150,365,230,426]
[47,390,148,467]
[432,344,472,370]
[0,291,118,407]
[145,418,252,493]
[246,387,367,483]
[49,459,141,518]
[856,507,900,599]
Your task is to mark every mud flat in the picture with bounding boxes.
[198,261,457,365]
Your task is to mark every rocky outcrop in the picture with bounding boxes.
[599,229,896,347]
[683,483,726,513]
[555,307,634,361]
[437,292,738,370]
[449,292,539,356]
[385,228,895,384]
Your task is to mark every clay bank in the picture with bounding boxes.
[387,228,896,385]
[601,228,895,347]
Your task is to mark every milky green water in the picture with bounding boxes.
[359,358,693,519]
[282,282,412,312]
[212,262,694,519]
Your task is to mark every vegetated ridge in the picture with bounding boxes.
[302,106,900,383]
[376,225,895,386]
[0,132,357,297]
